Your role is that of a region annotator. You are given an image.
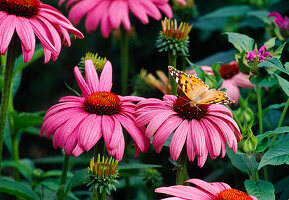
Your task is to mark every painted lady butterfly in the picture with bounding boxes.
[168,66,234,106]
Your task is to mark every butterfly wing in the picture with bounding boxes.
[168,66,208,103]
[198,89,235,105]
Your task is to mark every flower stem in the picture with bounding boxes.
[12,134,20,181]
[176,149,188,185]
[93,188,106,200]
[270,98,289,148]
[0,36,19,174]
[256,84,263,134]
[120,27,129,96]
[58,154,70,200]
[146,183,153,200]
[168,51,177,96]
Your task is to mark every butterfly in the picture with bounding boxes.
[168,66,234,106]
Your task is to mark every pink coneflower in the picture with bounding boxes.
[268,12,289,31]
[135,95,241,167]
[58,0,174,38]
[189,61,254,104]
[246,46,272,63]
[155,179,258,200]
[0,0,83,63]
[41,60,149,160]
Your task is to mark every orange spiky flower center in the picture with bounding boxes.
[173,97,208,120]
[214,189,254,200]
[161,17,193,40]
[218,62,240,80]
[83,91,121,115]
[0,0,40,18]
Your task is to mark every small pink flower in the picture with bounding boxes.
[41,60,149,160]
[155,179,258,200]
[246,46,272,63]
[59,0,173,38]
[135,95,241,167]
[0,0,83,63]
[268,12,289,31]
[189,61,254,104]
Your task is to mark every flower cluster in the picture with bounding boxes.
[245,46,272,63]
[268,12,289,31]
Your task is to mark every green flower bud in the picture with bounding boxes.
[243,135,258,153]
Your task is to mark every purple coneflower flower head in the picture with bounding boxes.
[268,12,289,31]
[246,46,272,63]
[0,0,83,63]
[135,95,241,167]
[59,0,174,38]
[155,179,258,200]
[41,60,149,160]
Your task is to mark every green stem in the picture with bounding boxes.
[176,149,188,185]
[120,27,129,96]
[92,188,106,200]
[168,51,177,96]
[270,98,289,148]
[182,56,187,72]
[58,154,70,200]
[256,84,263,134]
[0,36,19,174]
[12,134,20,181]
[146,183,153,200]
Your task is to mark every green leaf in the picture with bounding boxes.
[257,126,289,144]
[118,163,162,170]
[249,68,267,84]
[186,58,205,81]
[211,63,223,89]
[258,58,289,75]
[264,37,276,49]
[200,5,252,20]
[66,169,87,190]
[275,176,289,194]
[273,42,286,59]
[258,137,289,169]
[224,32,254,52]
[276,74,289,96]
[262,102,287,116]
[0,177,40,200]
[2,160,33,181]
[13,112,44,133]
[245,180,275,200]
[226,148,258,176]
[12,71,22,98]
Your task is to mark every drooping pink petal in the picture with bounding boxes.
[101,115,114,151]
[170,120,188,161]
[0,15,16,55]
[78,114,102,151]
[15,17,35,62]
[152,116,183,153]
[128,0,149,24]
[190,119,206,157]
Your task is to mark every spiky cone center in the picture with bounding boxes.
[218,63,239,80]
[173,97,209,120]
[90,156,118,178]
[80,52,107,72]
[83,92,121,115]
[214,189,253,200]
[0,0,40,18]
[161,17,192,40]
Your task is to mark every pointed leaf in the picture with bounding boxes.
[0,177,40,200]
[245,180,275,200]
[276,74,289,96]
[224,32,254,52]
